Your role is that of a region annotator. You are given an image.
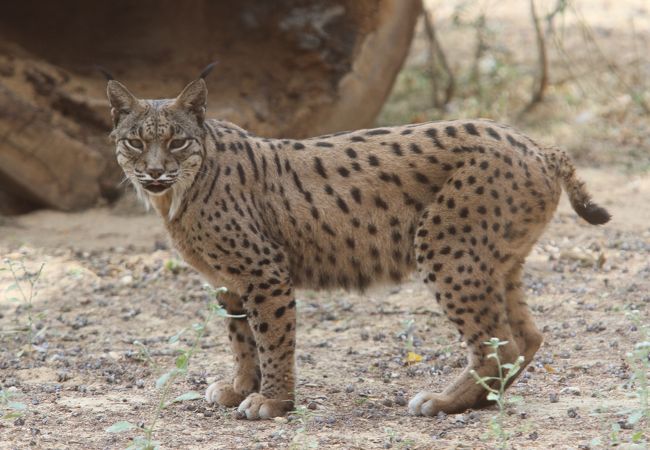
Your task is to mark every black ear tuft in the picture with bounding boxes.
[199,61,218,80]
[95,65,114,81]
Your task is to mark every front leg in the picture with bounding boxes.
[237,272,296,419]
[206,291,260,407]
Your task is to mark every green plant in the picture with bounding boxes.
[401,318,416,353]
[107,286,244,450]
[621,310,649,445]
[288,405,318,450]
[470,338,524,449]
[163,258,183,274]
[2,258,45,353]
[384,427,416,449]
[131,340,161,372]
[582,309,649,449]
[0,387,27,420]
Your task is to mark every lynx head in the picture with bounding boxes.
[106,64,216,218]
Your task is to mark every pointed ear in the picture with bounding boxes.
[106,80,140,127]
[174,79,208,125]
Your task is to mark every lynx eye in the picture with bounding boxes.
[169,139,189,151]
[125,139,144,151]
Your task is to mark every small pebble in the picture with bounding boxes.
[549,393,560,403]
[618,420,634,430]
[567,407,579,418]
[57,370,71,382]
[394,394,407,407]
[307,402,318,410]
[585,322,606,333]
[560,386,581,396]
[382,398,393,407]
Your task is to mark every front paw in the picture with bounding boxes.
[205,380,246,407]
[205,373,259,407]
[408,391,447,417]
[236,393,293,420]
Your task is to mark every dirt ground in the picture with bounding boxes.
[1,168,649,450]
[2,0,650,448]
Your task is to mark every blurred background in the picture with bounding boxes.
[1,0,648,215]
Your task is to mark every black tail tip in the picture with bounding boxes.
[575,201,611,225]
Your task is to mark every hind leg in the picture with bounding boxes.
[410,249,521,415]
[470,261,544,408]
[205,291,260,407]
[409,197,525,416]
[504,261,543,375]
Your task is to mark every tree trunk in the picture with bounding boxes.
[0,0,421,214]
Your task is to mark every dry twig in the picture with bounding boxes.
[522,0,549,113]
[422,6,455,108]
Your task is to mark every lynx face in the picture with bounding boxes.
[107,79,208,206]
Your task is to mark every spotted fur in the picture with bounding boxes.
[107,76,610,420]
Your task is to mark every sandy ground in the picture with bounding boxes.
[0,168,648,450]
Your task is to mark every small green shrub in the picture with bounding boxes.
[0,387,27,420]
[107,286,244,450]
[470,337,524,449]
[2,258,45,355]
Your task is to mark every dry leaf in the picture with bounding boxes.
[406,351,423,364]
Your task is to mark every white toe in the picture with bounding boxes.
[205,382,218,403]
[408,391,429,415]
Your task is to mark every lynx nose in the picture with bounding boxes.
[147,168,164,179]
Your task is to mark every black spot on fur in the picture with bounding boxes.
[486,127,501,140]
[313,157,328,179]
[237,163,246,185]
[374,196,389,210]
[464,123,480,136]
[350,187,362,204]
[366,129,391,136]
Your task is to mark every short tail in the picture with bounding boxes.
[548,147,611,225]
